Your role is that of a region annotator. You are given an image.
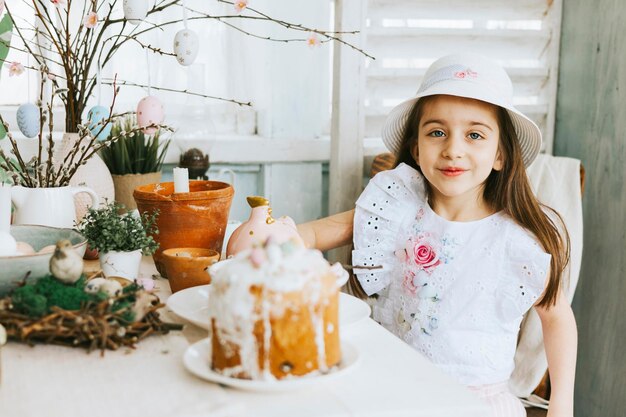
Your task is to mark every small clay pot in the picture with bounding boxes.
[133,180,234,277]
[162,248,220,293]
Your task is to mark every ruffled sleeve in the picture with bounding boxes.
[496,224,552,323]
[352,163,426,295]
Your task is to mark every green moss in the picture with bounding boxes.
[12,275,96,317]
[12,286,47,317]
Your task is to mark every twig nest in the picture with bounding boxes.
[132,291,157,322]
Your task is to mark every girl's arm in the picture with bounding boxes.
[535,290,578,417]
[297,209,354,251]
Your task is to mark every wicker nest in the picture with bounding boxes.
[0,275,183,354]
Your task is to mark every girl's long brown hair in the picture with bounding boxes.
[384,96,570,308]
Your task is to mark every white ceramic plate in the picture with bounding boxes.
[183,338,361,392]
[167,285,371,330]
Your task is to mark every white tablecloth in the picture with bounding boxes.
[1,258,489,417]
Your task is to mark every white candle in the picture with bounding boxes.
[173,167,190,193]
[0,184,11,234]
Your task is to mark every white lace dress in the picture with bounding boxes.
[353,163,551,387]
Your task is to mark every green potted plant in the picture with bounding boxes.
[100,115,170,212]
[78,201,159,281]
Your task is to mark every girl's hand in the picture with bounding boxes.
[297,209,354,251]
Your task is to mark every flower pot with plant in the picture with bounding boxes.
[78,201,158,281]
[100,115,170,212]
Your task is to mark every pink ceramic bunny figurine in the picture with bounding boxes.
[226,196,304,257]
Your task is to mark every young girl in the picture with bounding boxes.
[298,54,577,417]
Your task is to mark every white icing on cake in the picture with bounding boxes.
[207,241,346,380]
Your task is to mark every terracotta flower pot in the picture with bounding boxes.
[112,172,162,212]
[161,247,220,293]
[133,180,234,277]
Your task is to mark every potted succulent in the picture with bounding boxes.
[78,201,159,281]
[99,115,170,212]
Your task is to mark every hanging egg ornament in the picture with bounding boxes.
[87,105,112,141]
[123,0,148,25]
[137,96,164,134]
[173,29,199,66]
[16,103,40,138]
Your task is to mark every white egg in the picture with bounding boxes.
[0,231,17,256]
[173,29,199,66]
[123,0,148,25]
[16,103,40,138]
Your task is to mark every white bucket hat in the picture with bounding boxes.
[381,54,542,167]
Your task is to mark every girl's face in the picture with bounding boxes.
[412,95,503,208]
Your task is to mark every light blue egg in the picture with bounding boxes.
[16,103,40,138]
[87,105,112,141]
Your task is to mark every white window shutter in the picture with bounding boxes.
[364,0,563,154]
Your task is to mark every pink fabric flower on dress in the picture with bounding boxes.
[402,271,418,295]
[307,33,321,48]
[7,62,25,77]
[83,11,98,29]
[409,236,440,272]
[234,0,248,13]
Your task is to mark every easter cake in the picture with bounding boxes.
[207,240,347,380]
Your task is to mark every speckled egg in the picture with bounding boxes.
[87,105,112,141]
[136,96,164,134]
[123,0,148,25]
[16,103,40,138]
[173,29,199,66]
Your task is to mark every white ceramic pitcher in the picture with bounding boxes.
[11,185,99,228]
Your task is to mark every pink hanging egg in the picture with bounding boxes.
[136,96,164,134]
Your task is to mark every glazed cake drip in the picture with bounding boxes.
[208,241,345,380]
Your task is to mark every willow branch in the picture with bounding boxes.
[0,115,34,187]
[101,79,252,106]
[215,0,373,59]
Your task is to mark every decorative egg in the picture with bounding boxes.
[173,29,199,66]
[16,103,40,138]
[123,0,148,25]
[0,231,17,256]
[87,105,112,141]
[136,96,164,134]
[38,244,56,254]
[15,241,36,255]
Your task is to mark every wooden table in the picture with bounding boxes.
[1,257,490,417]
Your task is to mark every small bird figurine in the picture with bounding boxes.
[49,239,84,284]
